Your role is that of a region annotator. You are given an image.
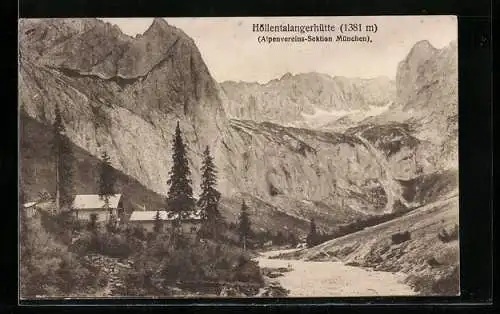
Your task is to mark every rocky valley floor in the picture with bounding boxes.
[274,192,460,296]
[254,249,416,297]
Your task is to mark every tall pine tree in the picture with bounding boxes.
[238,200,251,251]
[198,146,223,240]
[88,213,98,233]
[153,210,163,234]
[98,150,117,230]
[166,122,195,226]
[306,217,318,247]
[51,104,74,211]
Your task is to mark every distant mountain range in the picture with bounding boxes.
[221,73,395,128]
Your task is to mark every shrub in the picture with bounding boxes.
[431,266,460,295]
[122,271,150,296]
[70,229,134,258]
[407,266,459,296]
[55,255,100,295]
[438,224,459,243]
[260,283,289,297]
[21,215,104,298]
[123,235,264,296]
[427,257,442,267]
[393,200,409,214]
[391,231,411,244]
[231,259,263,284]
[127,225,147,241]
[40,211,75,244]
[69,233,94,256]
[127,235,146,253]
[121,250,162,296]
[97,232,132,258]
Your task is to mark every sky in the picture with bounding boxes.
[100,16,457,84]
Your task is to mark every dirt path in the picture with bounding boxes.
[254,249,416,297]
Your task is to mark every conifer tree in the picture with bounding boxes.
[51,104,74,211]
[166,122,195,226]
[198,146,222,240]
[306,217,318,247]
[98,150,117,230]
[238,200,251,251]
[99,150,116,198]
[153,210,163,234]
[288,232,298,247]
[88,213,98,233]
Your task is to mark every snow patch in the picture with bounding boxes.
[301,107,359,121]
[364,102,393,118]
[301,102,393,128]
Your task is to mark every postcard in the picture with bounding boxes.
[19,16,458,299]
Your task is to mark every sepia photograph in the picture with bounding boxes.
[18,16,458,299]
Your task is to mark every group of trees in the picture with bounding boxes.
[250,229,299,248]
[49,105,253,250]
[306,207,416,247]
[43,105,411,251]
[46,106,357,253]
[116,122,262,295]
[21,105,264,298]
[150,121,252,250]
[46,102,272,253]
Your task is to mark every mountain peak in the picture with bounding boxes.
[152,17,169,27]
[414,39,434,49]
[280,72,294,80]
[144,18,170,35]
[395,38,457,114]
[406,40,437,62]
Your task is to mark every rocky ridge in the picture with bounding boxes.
[20,18,231,196]
[221,73,395,127]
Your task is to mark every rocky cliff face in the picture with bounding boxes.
[397,40,458,157]
[19,19,458,233]
[358,40,458,176]
[223,120,399,215]
[20,18,231,199]
[20,18,367,232]
[219,39,458,224]
[220,73,395,128]
[396,40,457,114]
